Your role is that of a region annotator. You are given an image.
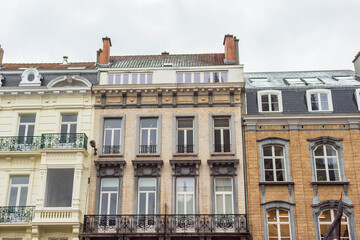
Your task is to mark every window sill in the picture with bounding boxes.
[311,181,349,185]
[308,110,333,113]
[173,153,198,157]
[136,153,161,158]
[259,181,294,186]
[211,152,235,157]
[99,154,123,158]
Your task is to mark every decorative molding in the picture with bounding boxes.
[132,160,163,177]
[20,68,43,86]
[207,159,239,176]
[47,75,91,89]
[170,160,201,176]
[95,160,126,177]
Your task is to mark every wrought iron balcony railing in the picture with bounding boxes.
[0,206,35,223]
[0,133,88,152]
[83,214,246,235]
[214,144,231,153]
[139,145,157,154]
[102,145,121,154]
[176,145,194,153]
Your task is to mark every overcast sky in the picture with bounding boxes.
[1,0,359,72]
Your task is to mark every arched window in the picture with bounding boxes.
[267,209,291,239]
[318,209,350,239]
[314,145,340,181]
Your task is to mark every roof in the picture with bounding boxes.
[0,62,96,71]
[353,51,360,63]
[107,53,227,68]
[244,70,357,89]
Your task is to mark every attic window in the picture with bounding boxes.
[302,78,323,85]
[67,67,87,70]
[163,63,173,67]
[249,78,268,83]
[333,76,359,84]
[284,78,305,85]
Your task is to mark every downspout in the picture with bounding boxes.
[242,117,250,236]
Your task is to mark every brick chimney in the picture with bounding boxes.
[0,45,4,66]
[98,37,112,65]
[223,34,239,64]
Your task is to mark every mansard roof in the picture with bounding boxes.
[107,53,228,68]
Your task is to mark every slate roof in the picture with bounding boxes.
[244,70,357,89]
[0,62,96,71]
[107,53,227,68]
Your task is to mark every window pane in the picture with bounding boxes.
[178,130,184,146]
[123,74,129,84]
[268,223,278,237]
[12,176,29,184]
[105,119,122,128]
[215,178,232,191]
[262,95,270,111]
[265,170,274,181]
[108,75,114,84]
[223,129,230,148]
[213,72,219,82]
[139,178,156,191]
[177,178,194,192]
[326,146,336,156]
[186,195,194,214]
[113,130,121,146]
[110,193,117,214]
[60,124,68,134]
[177,73,183,83]
[70,124,77,134]
[44,169,74,207]
[139,193,146,214]
[104,130,112,147]
[315,146,324,156]
[141,119,157,128]
[320,93,329,110]
[311,94,319,110]
[140,74,146,84]
[316,158,325,169]
[225,195,232,214]
[177,195,184,214]
[27,125,35,137]
[194,73,200,83]
[317,170,327,181]
[132,74,138,84]
[147,74,153,84]
[276,170,285,181]
[178,119,193,128]
[62,115,77,122]
[280,224,290,236]
[101,194,109,214]
[216,195,223,214]
[19,187,28,206]
[214,118,229,127]
[9,187,18,206]
[187,130,193,145]
[263,146,272,156]
[279,210,289,222]
[214,129,221,146]
[319,210,332,222]
[102,178,118,191]
[267,210,277,222]
[20,116,36,123]
[115,75,121,84]
[185,73,191,83]
[221,72,228,82]
[274,146,283,156]
[148,193,155,214]
[329,170,340,181]
[141,130,148,146]
[264,159,273,169]
[150,129,157,145]
[18,125,26,137]
[271,102,279,111]
[204,72,210,83]
[275,159,284,170]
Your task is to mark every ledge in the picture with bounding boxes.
[210,152,235,157]
[173,153,198,158]
[136,153,161,158]
[98,154,123,159]
[259,181,294,186]
[311,181,349,185]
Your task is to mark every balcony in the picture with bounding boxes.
[214,144,231,153]
[82,214,248,238]
[102,145,121,154]
[139,145,157,154]
[0,133,88,152]
[176,145,194,153]
[0,206,35,223]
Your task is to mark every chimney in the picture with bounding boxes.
[98,37,112,65]
[0,45,4,66]
[223,34,239,64]
[353,51,360,77]
[62,56,69,65]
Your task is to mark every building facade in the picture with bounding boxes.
[244,70,360,239]
[81,36,251,239]
[0,60,97,240]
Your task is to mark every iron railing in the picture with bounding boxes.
[176,145,194,153]
[214,144,231,153]
[0,133,88,151]
[139,145,157,154]
[83,214,246,235]
[102,145,121,154]
[0,206,35,223]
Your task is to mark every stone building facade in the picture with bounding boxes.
[243,70,360,239]
[0,60,97,240]
[81,36,251,239]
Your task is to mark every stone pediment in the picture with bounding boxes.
[47,75,91,89]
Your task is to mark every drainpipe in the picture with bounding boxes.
[242,118,250,236]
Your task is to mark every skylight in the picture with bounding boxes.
[333,76,359,84]
[284,78,305,85]
[249,78,268,83]
[302,77,323,85]
[67,67,87,70]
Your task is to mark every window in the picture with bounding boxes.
[100,178,118,215]
[176,178,194,214]
[284,78,305,85]
[176,72,228,83]
[60,114,77,144]
[314,145,340,181]
[8,176,29,206]
[263,145,286,182]
[140,118,158,154]
[108,73,153,85]
[214,177,233,214]
[176,118,194,153]
[267,209,291,240]
[354,89,360,111]
[103,119,121,154]
[306,89,333,112]
[318,209,350,239]
[302,77,323,85]
[44,169,74,207]
[213,118,231,153]
[138,178,156,215]
[18,115,35,145]
[257,90,283,113]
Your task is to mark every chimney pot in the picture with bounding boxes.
[162,51,169,56]
[62,56,69,65]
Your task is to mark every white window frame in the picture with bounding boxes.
[176,118,194,153]
[60,114,77,134]
[355,89,360,111]
[314,145,341,182]
[176,177,195,214]
[263,145,286,182]
[99,178,119,215]
[214,177,234,214]
[267,209,292,240]
[257,90,283,113]
[8,176,29,206]
[103,119,122,154]
[18,115,36,137]
[140,118,158,153]
[318,209,350,239]
[138,178,157,215]
[306,89,333,112]
[213,117,231,153]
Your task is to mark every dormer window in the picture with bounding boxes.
[355,89,360,111]
[19,68,42,87]
[257,90,283,113]
[306,89,333,112]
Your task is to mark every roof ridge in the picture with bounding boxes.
[3,62,96,65]
[245,69,353,74]
[110,53,224,58]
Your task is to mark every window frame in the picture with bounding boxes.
[313,145,341,182]
[257,90,283,113]
[306,89,333,112]
[318,209,350,239]
[176,177,195,214]
[263,145,287,182]
[102,118,122,154]
[8,176,29,207]
[99,178,119,215]
[173,114,198,155]
[267,209,292,240]
[214,177,234,214]
[137,177,157,215]
[209,114,235,154]
[99,115,126,155]
[136,115,162,155]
